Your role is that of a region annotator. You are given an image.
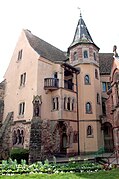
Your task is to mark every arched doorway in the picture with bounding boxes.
[53,121,68,155]
[102,122,114,152]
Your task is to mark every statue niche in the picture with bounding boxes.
[32,95,42,117]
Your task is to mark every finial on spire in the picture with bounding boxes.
[77,7,82,18]
[113,45,118,57]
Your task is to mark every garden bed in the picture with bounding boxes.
[0,157,107,175]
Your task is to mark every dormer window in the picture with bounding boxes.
[73,52,78,61]
[17,49,23,61]
[83,50,88,58]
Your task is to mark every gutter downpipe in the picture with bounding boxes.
[76,71,80,155]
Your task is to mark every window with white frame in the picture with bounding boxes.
[19,102,25,116]
[20,72,26,86]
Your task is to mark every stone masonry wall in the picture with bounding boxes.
[29,118,60,163]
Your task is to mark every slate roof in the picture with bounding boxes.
[99,53,114,75]
[70,14,99,50]
[0,80,5,90]
[25,30,66,62]
[24,30,113,75]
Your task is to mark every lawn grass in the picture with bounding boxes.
[0,169,119,179]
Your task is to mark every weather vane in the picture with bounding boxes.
[77,7,82,17]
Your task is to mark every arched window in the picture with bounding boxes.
[86,102,92,114]
[12,129,24,146]
[83,50,88,58]
[12,130,17,145]
[97,93,100,104]
[95,69,98,79]
[84,75,90,84]
[52,97,59,110]
[87,125,93,136]
[73,52,78,61]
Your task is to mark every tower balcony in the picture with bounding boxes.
[64,80,74,91]
[44,78,59,90]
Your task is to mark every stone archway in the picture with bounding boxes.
[102,122,114,152]
[53,121,68,155]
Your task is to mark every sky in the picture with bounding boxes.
[0,0,119,81]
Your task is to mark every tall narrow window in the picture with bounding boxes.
[19,102,25,116]
[97,93,100,104]
[83,50,88,58]
[52,97,59,110]
[93,52,96,61]
[17,49,23,61]
[52,98,55,110]
[56,97,59,110]
[102,98,106,115]
[20,73,26,86]
[87,125,93,136]
[84,75,90,84]
[95,69,98,79]
[67,97,70,110]
[72,99,75,111]
[64,97,66,110]
[73,52,78,61]
[86,102,92,114]
[102,82,106,92]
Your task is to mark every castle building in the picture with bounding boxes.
[0,13,116,159]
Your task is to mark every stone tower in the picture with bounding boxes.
[68,13,103,153]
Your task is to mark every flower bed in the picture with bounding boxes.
[0,157,108,175]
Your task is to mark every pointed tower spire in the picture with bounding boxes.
[70,13,94,47]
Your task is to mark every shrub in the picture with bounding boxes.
[10,148,29,163]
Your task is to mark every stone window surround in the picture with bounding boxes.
[12,128,24,146]
[83,50,88,59]
[87,125,94,138]
[64,96,75,111]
